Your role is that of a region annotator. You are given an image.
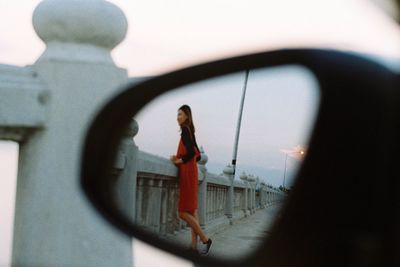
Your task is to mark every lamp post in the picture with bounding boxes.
[281,146,306,188]
[225,70,249,220]
[231,69,250,177]
[283,153,289,188]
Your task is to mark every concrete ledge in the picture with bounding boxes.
[0,127,40,142]
[137,150,178,177]
[0,65,48,141]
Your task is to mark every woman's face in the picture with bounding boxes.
[177,109,188,125]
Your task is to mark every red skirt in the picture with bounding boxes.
[176,138,200,214]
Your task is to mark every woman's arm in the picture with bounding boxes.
[180,126,195,163]
[194,136,201,162]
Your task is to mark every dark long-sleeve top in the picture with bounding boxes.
[180,126,201,163]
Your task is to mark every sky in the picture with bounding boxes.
[1,0,400,266]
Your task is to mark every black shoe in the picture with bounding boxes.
[199,238,212,256]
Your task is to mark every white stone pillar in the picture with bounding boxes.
[114,119,139,221]
[268,186,272,205]
[12,1,132,266]
[223,164,234,221]
[239,171,249,217]
[197,146,208,226]
[247,175,255,214]
[259,182,265,208]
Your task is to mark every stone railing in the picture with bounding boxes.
[113,119,286,238]
[135,150,181,234]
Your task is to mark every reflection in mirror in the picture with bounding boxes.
[111,65,320,260]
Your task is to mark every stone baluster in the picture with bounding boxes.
[209,185,213,220]
[136,178,144,226]
[144,179,154,230]
[217,187,221,217]
[265,188,268,207]
[271,188,275,204]
[213,186,217,219]
[154,179,163,232]
[160,180,168,234]
[168,181,180,234]
[206,185,211,222]
[213,186,217,220]
[263,183,267,208]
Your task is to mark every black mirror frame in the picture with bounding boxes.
[80,48,398,267]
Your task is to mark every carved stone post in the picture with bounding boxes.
[259,182,265,208]
[239,171,249,217]
[11,1,133,266]
[197,146,208,226]
[114,118,139,221]
[247,174,255,214]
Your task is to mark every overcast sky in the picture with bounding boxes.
[1,0,400,266]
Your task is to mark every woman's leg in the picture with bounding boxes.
[190,210,199,249]
[179,211,208,243]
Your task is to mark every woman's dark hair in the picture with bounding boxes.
[178,104,195,135]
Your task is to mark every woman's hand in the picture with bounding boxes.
[175,158,183,164]
[170,155,183,165]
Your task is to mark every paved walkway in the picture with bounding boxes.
[205,204,283,260]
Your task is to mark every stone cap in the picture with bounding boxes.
[123,119,139,138]
[197,146,208,165]
[33,0,128,63]
[239,171,247,180]
[223,164,234,175]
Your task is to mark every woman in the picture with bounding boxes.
[169,104,213,256]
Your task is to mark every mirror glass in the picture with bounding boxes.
[111,65,320,260]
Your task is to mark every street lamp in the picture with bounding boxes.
[281,146,307,188]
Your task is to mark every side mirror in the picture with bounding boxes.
[80,48,396,267]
